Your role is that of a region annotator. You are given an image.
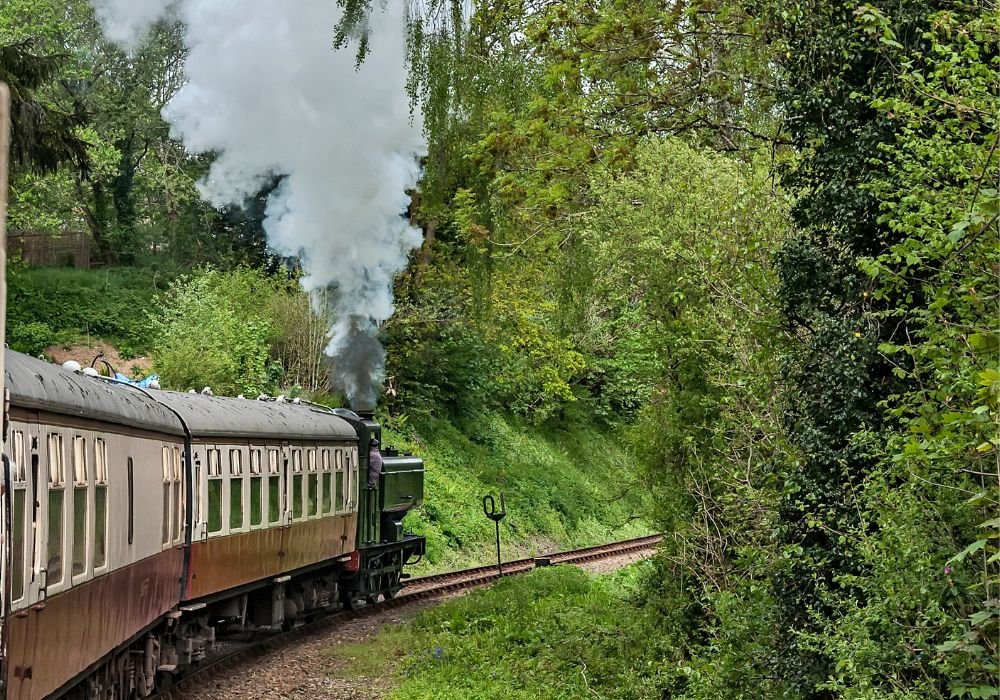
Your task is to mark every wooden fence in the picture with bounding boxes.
[8,230,91,268]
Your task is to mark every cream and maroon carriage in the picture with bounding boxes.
[0,351,423,699]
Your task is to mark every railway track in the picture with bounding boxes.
[152,533,662,699]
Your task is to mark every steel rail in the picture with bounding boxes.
[151,533,662,700]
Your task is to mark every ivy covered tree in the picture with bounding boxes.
[770,1,998,697]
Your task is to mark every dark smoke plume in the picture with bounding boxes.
[329,315,385,411]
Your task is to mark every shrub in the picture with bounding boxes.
[153,271,273,396]
[152,267,333,397]
[8,321,56,356]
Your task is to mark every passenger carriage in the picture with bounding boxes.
[0,350,424,699]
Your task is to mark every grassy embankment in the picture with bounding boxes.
[330,563,672,699]
[10,266,652,572]
[384,412,651,573]
[7,265,172,357]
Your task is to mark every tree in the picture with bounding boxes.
[0,39,89,173]
[768,1,995,696]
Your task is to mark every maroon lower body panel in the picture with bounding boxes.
[186,514,357,600]
[5,549,184,700]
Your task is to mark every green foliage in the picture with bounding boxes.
[8,321,55,356]
[6,265,170,354]
[768,2,998,698]
[2,0,273,266]
[152,269,276,396]
[387,255,589,423]
[152,266,334,397]
[7,169,79,234]
[0,36,89,173]
[377,0,785,426]
[805,6,1000,699]
[573,137,790,699]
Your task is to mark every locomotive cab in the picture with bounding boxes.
[331,409,425,604]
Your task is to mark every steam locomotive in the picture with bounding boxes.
[0,349,425,699]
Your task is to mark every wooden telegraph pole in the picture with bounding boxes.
[0,81,10,699]
[0,82,9,382]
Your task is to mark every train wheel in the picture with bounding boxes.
[341,586,365,610]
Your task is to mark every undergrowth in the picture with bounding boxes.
[329,564,673,699]
[7,265,174,356]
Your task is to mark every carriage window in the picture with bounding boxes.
[94,439,108,568]
[173,448,183,544]
[230,450,244,530]
[12,431,26,600]
[267,449,281,524]
[291,449,303,520]
[335,448,345,513]
[207,449,222,533]
[250,449,263,527]
[12,429,25,481]
[307,449,319,517]
[46,434,65,585]
[335,470,345,513]
[321,449,333,514]
[208,449,222,476]
[162,447,172,545]
[127,458,134,546]
[48,434,65,485]
[73,437,88,576]
[72,437,87,484]
[348,450,358,509]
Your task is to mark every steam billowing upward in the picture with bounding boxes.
[91,0,424,408]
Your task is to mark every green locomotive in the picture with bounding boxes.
[333,409,425,606]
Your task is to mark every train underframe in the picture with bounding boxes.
[59,535,425,700]
[339,534,425,608]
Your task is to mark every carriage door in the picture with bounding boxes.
[24,415,45,606]
[34,428,66,604]
[6,413,46,697]
[0,433,11,688]
[190,448,206,542]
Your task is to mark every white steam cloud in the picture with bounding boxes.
[91,0,424,408]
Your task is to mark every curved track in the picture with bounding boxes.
[152,534,662,699]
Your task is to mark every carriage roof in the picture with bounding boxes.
[154,391,357,442]
[6,350,183,435]
[5,351,356,442]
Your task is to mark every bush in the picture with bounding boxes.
[153,270,273,395]
[330,564,677,700]
[152,267,332,397]
[8,321,56,356]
